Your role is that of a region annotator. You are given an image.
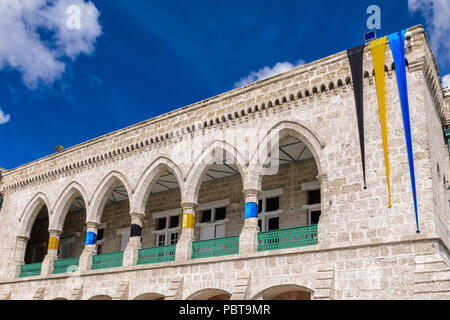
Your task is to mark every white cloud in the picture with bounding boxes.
[233,59,305,88]
[0,108,11,125]
[0,0,102,89]
[443,73,450,88]
[408,0,450,66]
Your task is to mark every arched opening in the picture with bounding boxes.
[24,205,49,265]
[89,174,131,271]
[97,181,130,254]
[138,165,183,265]
[133,293,165,300]
[54,188,87,274]
[189,145,244,259]
[257,134,320,251]
[17,195,51,277]
[189,289,232,300]
[257,285,312,300]
[88,295,112,300]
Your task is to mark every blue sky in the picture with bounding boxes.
[0,0,449,170]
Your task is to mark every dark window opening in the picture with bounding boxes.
[97,244,103,255]
[308,190,321,205]
[258,200,262,213]
[215,207,226,220]
[169,215,179,228]
[258,219,262,230]
[170,232,178,244]
[157,234,166,246]
[266,197,279,212]
[97,228,104,241]
[156,217,166,230]
[201,209,212,223]
[268,217,279,230]
[310,210,321,224]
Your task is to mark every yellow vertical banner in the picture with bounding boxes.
[370,36,392,208]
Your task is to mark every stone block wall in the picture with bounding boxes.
[0,25,449,299]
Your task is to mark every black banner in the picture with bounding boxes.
[347,44,367,189]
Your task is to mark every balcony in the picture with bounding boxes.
[19,262,42,278]
[53,257,80,274]
[258,224,318,252]
[16,226,318,277]
[91,251,124,270]
[137,244,176,265]
[191,235,239,259]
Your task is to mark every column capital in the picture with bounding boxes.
[48,229,63,237]
[316,173,328,183]
[242,188,261,204]
[129,211,146,220]
[86,221,100,229]
[242,188,261,197]
[181,202,198,210]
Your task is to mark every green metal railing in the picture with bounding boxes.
[445,128,450,156]
[91,251,124,270]
[137,244,176,265]
[53,257,80,274]
[258,224,318,252]
[192,235,239,259]
[19,262,42,278]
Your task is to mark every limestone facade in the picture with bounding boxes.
[0,25,450,300]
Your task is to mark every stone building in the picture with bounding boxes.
[0,25,450,300]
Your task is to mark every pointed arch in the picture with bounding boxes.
[18,193,51,237]
[184,140,247,203]
[131,156,184,213]
[49,182,89,231]
[249,120,324,190]
[88,171,132,223]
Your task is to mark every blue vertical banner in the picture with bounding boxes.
[387,30,420,233]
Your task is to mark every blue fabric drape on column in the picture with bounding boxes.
[387,30,420,233]
[244,202,258,219]
[85,231,97,245]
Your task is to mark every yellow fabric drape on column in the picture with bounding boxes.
[48,236,60,250]
[370,36,392,208]
[182,213,195,229]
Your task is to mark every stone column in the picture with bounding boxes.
[123,212,145,266]
[175,202,197,262]
[78,221,99,273]
[13,236,29,278]
[41,229,62,276]
[239,188,261,255]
